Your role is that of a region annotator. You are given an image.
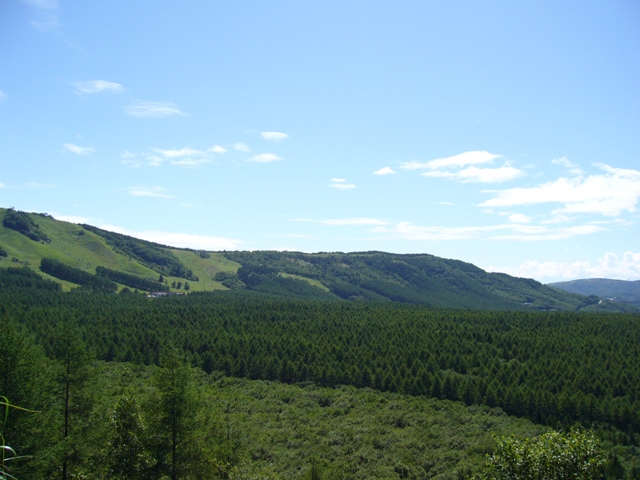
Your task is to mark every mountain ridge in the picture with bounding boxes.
[549,278,640,307]
[1,207,636,312]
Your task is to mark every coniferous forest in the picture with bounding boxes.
[1,267,639,478]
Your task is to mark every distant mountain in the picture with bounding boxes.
[1,207,637,312]
[549,278,640,307]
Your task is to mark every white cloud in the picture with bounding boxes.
[99,225,243,250]
[152,147,204,158]
[489,251,640,282]
[329,178,356,189]
[374,167,396,175]
[51,213,94,224]
[295,218,390,226]
[63,143,95,155]
[422,164,525,183]
[126,187,174,199]
[551,156,582,175]
[72,80,123,94]
[261,132,289,142]
[400,151,501,171]
[171,158,212,167]
[23,182,55,188]
[209,145,227,154]
[22,0,60,31]
[0,182,6,188]
[508,213,532,224]
[123,101,187,118]
[479,164,640,216]
[372,221,603,242]
[232,143,251,152]
[248,153,282,163]
[123,147,213,168]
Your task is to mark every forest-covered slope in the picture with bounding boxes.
[1,276,639,478]
[1,207,635,311]
[549,278,640,307]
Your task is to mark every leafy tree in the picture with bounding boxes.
[149,348,202,479]
[485,428,608,479]
[107,392,152,479]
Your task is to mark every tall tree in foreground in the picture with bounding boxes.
[149,347,202,480]
[0,320,55,479]
[52,322,92,480]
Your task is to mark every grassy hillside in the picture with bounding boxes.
[1,207,635,311]
[549,278,640,307]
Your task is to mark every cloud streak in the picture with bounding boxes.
[63,143,95,155]
[126,187,174,199]
[479,164,640,216]
[248,153,282,163]
[123,101,187,118]
[329,178,356,189]
[261,131,289,142]
[100,225,243,250]
[489,251,640,281]
[374,167,396,175]
[72,80,124,94]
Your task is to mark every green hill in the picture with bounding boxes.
[1,207,635,311]
[549,278,640,307]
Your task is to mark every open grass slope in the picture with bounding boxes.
[1,208,636,311]
[549,278,640,307]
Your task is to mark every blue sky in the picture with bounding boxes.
[1,0,639,282]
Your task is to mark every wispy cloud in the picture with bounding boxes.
[0,91,6,102]
[72,80,123,94]
[123,147,213,168]
[99,225,243,250]
[151,147,204,158]
[51,213,95,224]
[329,178,356,189]
[479,164,640,216]
[0,182,6,188]
[374,167,396,175]
[248,153,282,163]
[232,143,251,152]
[63,143,95,155]
[209,145,227,154]
[126,187,174,199]
[489,251,640,281]
[422,164,525,183]
[551,156,582,175]
[123,101,187,118]
[261,131,289,142]
[22,0,61,31]
[400,151,524,184]
[400,151,501,170]
[294,217,390,226]
[507,213,532,224]
[371,221,603,242]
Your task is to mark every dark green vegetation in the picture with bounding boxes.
[1,268,640,477]
[550,278,640,308]
[80,224,198,281]
[1,207,635,311]
[40,257,118,293]
[2,208,49,242]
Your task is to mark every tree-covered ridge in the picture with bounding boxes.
[95,265,169,292]
[1,208,49,242]
[80,224,198,280]
[222,250,631,311]
[0,266,62,291]
[1,209,636,311]
[39,257,117,293]
[550,278,640,307]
